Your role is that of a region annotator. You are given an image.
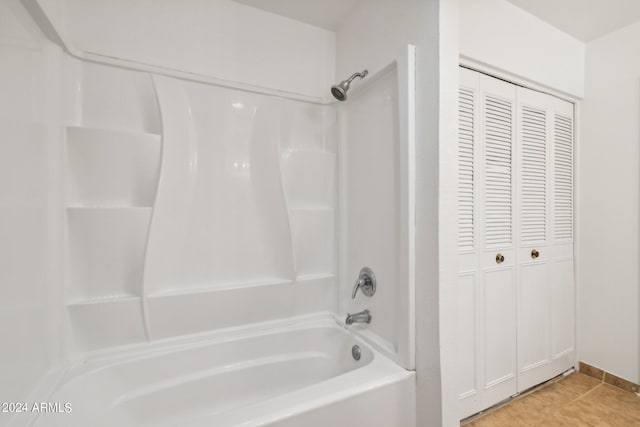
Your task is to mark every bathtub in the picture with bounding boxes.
[25,314,414,427]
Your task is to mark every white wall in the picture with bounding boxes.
[439,0,461,423]
[459,0,585,98]
[58,0,335,99]
[0,0,64,412]
[579,22,640,383]
[336,1,452,425]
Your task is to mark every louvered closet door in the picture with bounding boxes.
[516,87,575,392]
[548,96,575,379]
[457,68,481,419]
[458,68,575,420]
[457,68,517,418]
[478,74,517,409]
[516,87,554,391]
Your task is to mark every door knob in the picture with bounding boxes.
[496,253,504,264]
[531,249,539,259]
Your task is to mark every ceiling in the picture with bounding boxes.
[232,0,360,31]
[506,0,640,41]
[233,0,640,41]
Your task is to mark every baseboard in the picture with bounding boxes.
[579,361,640,394]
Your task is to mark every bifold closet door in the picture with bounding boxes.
[516,87,575,392]
[548,96,575,380]
[458,68,517,418]
[458,68,481,418]
[516,87,553,391]
[458,68,575,419]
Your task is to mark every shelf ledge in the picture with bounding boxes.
[67,294,141,308]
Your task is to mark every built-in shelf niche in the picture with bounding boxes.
[67,126,161,207]
[280,148,336,279]
[67,295,146,351]
[67,207,151,302]
[66,124,161,305]
[63,57,163,353]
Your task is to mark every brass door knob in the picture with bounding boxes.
[496,253,504,264]
[531,249,539,259]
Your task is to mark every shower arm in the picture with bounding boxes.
[345,70,368,84]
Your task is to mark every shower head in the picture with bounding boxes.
[331,70,368,101]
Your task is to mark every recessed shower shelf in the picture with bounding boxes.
[67,294,140,308]
[295,273,334,282]
[66,125,161,142]
[67,207,151,302]
[66,125,161,207]
[67,206,153,212]
[66,294,146,351]
[281,148,334,155]
[150,278,295,298]
[288,206,335,211]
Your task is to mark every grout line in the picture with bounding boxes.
[555,372,604,404]
[580,361,640,393]
[566,382,603,406]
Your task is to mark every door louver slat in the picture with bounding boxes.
[554,114,573,241]
[520,105,546,244]
[458,87,475,251]
[484,95,512,248]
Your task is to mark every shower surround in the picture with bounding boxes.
[65,64,339,352]
[2,0,419,425]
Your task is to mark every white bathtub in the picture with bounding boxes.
[26,314,414,427]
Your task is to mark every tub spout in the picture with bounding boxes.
[345,309,371,325]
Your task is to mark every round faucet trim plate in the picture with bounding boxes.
[352,266,376,298]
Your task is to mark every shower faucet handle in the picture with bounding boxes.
[351,267,376,299]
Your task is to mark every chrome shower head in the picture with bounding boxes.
[331,70,368,101]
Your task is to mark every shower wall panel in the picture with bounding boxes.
[63,66,337,351]
[337,47,416,370]
[23,0,339,357]
[0,0,64,409]
[146,76,337,339]
[340,68,401,355]
[148,77,294,291]
[63,62,162,353]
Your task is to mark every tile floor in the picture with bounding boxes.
[462,372,640,426]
